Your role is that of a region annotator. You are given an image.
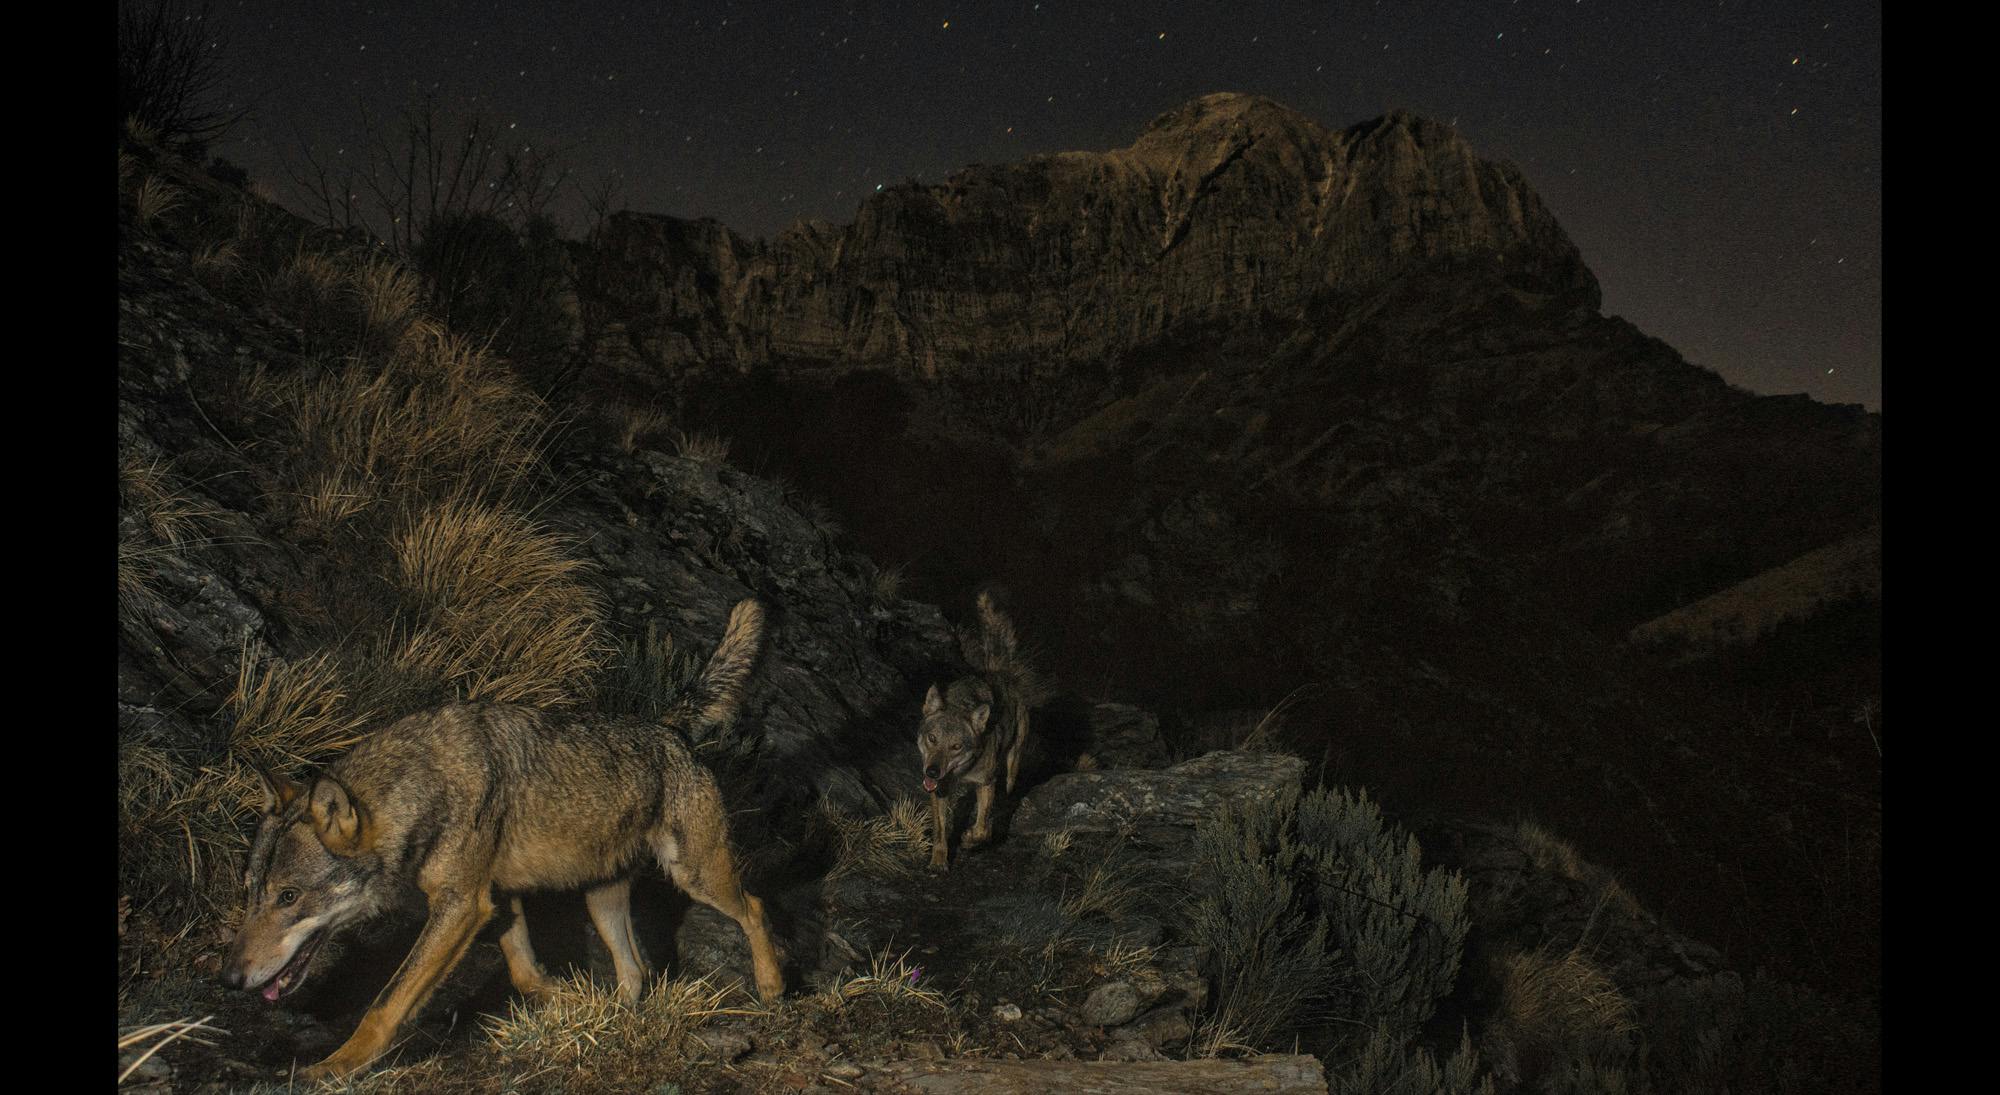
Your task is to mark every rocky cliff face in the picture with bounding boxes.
[582,94,1595,385]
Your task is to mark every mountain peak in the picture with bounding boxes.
[1138,92,1327,138]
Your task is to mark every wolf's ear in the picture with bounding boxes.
[922,684,944,716]
[308,777,372,857]
[969,704,990,732]
[256,767,305,815]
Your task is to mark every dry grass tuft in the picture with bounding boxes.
[344,975,764,1092]
[351,254,425,349]
[1518,820,1587,879]
[870,561,906,604]
[118,455,221,602]
[1496,945,1637,1070]
[1238,683,1318,750]
[1090,938,1161,979]
[275,247,346,300]
[818,947,948,1012]
[121,455,215,552]
[118,742,259,929]
[822,797,934,882]
[1057,847,1145,922]
[608,401,673,454]
[387,497,609,707]
[1041,827,1076,859]
[482,973,764,1062]
[279,330,547,507]
[228,643,374,768]
[294,466,377,534]
[124,114,160,144]
[264,246,351,342]
[1188,1020,1257,1059]
[1517,820,1643,915]
[134,175,184,228]
[673,428,732,465]
[189,240,240,287]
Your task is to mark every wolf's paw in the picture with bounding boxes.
[518,983,556,1005]
[510,973,556,1002]
[298,1056,360,1084]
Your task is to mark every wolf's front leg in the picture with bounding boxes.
[964,782,996,848]
[928,790,950,870]
[301,888,495,1080]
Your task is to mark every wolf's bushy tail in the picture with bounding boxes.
[677,598,765,738]
[965,589,1051,705]
[968,591,1017,669]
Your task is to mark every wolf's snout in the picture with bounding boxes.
[219,964,246,990]
[923,765,940,780]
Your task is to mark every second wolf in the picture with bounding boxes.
[917,590,1048,869]
[220,599,783,1080]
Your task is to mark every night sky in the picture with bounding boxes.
[206,1,1881,410]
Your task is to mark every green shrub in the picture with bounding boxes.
[1332,1024,1494,1095]
[1184,783,1336,1052]
[1297,786,1471,1032]
[597,621,702,722]
[1184,782,1474,1070]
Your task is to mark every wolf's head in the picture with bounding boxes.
[917,679,992,793]
[220,769,388,1003]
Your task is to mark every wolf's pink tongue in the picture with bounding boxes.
[262,980,281,1003]
[922,777,938,793]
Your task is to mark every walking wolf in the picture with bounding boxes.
[221,600,784,1080]
[917,590,1048,869]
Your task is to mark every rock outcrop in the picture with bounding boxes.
[1011,750,1305,838]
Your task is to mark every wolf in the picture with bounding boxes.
[917,590,1048,870]
[220,599,784,1081]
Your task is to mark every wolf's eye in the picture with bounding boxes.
[276,888,300,907]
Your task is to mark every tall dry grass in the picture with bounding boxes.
[280,329,548,510]
[387,497,609,707]
[821,798,933,882]
[118,454,220,603]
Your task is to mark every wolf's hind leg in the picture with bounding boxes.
[584,879,651,1004]
[664,835,785,1002]
[499,895,554,998]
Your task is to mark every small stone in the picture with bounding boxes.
[992,1002,1023,1021]
[823,1062,864,1079]
[1080,980,1143,1027]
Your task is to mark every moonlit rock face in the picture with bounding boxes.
[582,96,1595,382]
